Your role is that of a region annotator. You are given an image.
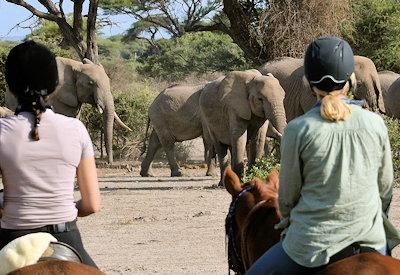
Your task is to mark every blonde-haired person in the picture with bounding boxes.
[246,36,400,274]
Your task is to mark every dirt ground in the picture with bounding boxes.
[75,162,400,275]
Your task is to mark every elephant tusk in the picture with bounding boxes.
[97,106,104,114]
[114,111,132,131]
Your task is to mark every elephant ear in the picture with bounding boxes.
[220,70,262,120]
[50,59,79,108]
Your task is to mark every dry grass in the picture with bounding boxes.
[260,0,351,59]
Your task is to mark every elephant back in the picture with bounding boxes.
[378,70,400,97]
[258,57,303,79]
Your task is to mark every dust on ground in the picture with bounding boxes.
[77,162,400,274]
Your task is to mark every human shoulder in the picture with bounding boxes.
[49,111,90,140]
[351,106,386,131]
[285,107,321,134]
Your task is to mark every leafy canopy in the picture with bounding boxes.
[138,31,250,80]
[342,0,400,72]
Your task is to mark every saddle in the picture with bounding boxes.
[329,242,378,264]
[39,241,83,263]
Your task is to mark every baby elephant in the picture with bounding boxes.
[140,82,219,177]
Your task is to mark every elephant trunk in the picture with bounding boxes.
[98,92,115,164]
[267,107,287,139]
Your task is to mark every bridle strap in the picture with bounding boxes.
[227,186,252,273]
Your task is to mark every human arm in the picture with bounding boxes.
[378,128,394,216]
[276,125,303,229]
[76,156,101,217]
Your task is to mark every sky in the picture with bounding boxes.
[0,0,133,41]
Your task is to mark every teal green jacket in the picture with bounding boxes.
[277,105,400,267]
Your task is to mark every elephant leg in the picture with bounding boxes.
[203,135,218,177]
[215,142,230,186]
[205,146,218,177]
[140,130,161,177]
[248,121,268,168]
[163,143,182,177]
[230,118,248,179]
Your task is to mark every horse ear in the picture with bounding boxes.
[267,170,280,191]
[223,167,242,196]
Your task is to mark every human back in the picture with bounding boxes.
[280,104,389,267]
[0,40,100,268]
[0,111,93,229]
[246,36,400,275]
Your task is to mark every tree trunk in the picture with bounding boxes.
[222,0,268,65]
[86,0,99,64]
[54,17,86,60]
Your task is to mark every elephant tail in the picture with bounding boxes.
[140,116,151,157]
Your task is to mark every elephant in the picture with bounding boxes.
[258,55,385,122]
[378,71,400,119]
[199,70,287,183]
[378,70,400,117]
[140,83,219,177]
[5,57,131,164]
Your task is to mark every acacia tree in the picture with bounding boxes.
[100,0,224,44]
[100,0,351,65]
[5,0,100,63]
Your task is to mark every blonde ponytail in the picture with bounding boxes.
[313,76,354,122]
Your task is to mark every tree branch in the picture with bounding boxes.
[5,0,57,21]
[2,14,38,38]
[73,0,84,36]
[58,0,65,18]
[188,22,227,33]
[38,0,60,15]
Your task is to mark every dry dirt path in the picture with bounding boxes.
[75,166,400,275]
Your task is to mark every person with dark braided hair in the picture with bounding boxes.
[0,41,101,268]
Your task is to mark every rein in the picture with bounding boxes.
[226,186,252,274]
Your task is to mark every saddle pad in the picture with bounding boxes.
[0,232,57,275]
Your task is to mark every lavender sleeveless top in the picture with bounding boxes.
[0,110,94,229]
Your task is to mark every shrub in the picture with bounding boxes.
[138,32,251,81]
[0,46,11,106]
[243,139,281,182]
[342,0,400,72]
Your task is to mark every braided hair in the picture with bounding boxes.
[5,41,58,141]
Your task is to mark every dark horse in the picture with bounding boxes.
[223,167,400,274]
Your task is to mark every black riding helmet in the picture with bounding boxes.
[304,36,354,92]
[5,40,58,99]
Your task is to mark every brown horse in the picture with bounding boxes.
[0,235,104,275]
[223,167,400,275]
[8,260,105,275]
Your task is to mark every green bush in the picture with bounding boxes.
[243,139,281,182]
[138,32,251,81]
[0,42,16,106]
[0,47,9,106]
[342,0,400,72]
